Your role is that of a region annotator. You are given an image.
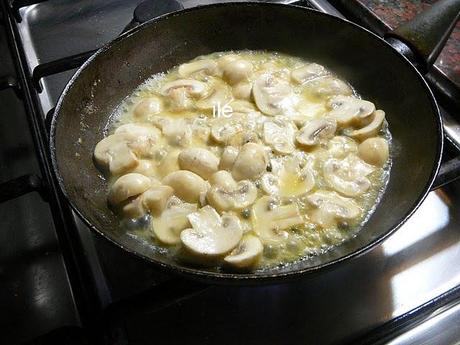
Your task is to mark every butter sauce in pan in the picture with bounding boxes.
[93,51,391,271]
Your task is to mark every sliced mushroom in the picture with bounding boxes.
[178,148,219,179]
[323,154,375,197]
[207,171,258,211]
[306,190,361,227]
[219,146,239,171]
[217,54,239,69]
[260,173,279,195]
[114,123,162,158]
[108,173,152,205]
[151,197,197,245]
[327,136,358,158]
[358,137,389,166]
[178,59,218,78]
[296,118,337,146]
[232,143,268,181]
[291,63,328,84]
[181,206,243,257]
[253,73,293,116]
[121,196,147,219]
[210,117,243,145]
[263,117,297,154]
[160,79,208,98]
[133,97,163,119]
[224,234,263,269]
[196,80,232,110]
[326,95,375,125]
[94,134,139,175]
[222,59,253,85]
[161,118,192,147]
[349,110,385,140]
[142,185,174,215]
[305,77,352,99]
[252,196,304,244]
[278,157,315,197]
[163,170,209,203]
[232,82,253,100]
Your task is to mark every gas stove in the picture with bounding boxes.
[1,1,460,344]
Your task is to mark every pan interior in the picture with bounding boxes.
[51,4,440,281]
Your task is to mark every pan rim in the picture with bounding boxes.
[49,1,443,284]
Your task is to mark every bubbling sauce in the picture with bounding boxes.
[94,51,391,271]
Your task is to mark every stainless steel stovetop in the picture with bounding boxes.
[1,1,460,344]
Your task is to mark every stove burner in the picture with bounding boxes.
[124,0,184,32]
[134,0,184,23]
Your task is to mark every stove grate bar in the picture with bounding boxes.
[32,49,96,92]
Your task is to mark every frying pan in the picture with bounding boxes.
[49,1,460,283]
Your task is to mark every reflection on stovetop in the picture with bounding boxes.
[2,0,459,344]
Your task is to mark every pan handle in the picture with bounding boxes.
[385,0,460,73]
[432,156,460,190]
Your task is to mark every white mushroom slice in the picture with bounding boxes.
[224,234,263,269]
[178,148,219,179]
[260,173,280,195]
[181,206,243,257]
[191,118,211,143]
[196,80,232,110]
[358,137,389,166]
[210,117,243,145]
[142,185,174,215]
[207,171,257,211]
[327,136,358,158]
[219,146,239,171]
[306,190,361,227]
[232,143,268,181]
[326,95,375,125]
[291,63,328,84]
[108,173,152,205]
[160,79,208,98]
[217,54,239,69]
[349,110,385,140]
[178,59,218,78]
[152,199,197,245]
[222,59,253,85]
[133,97,163,119]
[252,196,304,244]
[163,170,208,203]
[296,118,337,146]
[162,119,192,147]
[232,82,252,100]
[323,154,375,197]
[278,157,315,197]
[122,196,147,219]
[263,117,296,154]
[253,73,293,116]
[306,77,352,99]
[94,134,140,175]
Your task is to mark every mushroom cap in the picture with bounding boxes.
[253,73,293,116]
[350,110,385,140]
[263,117,297,154]
[296,118,337,146]
[181,206,243,257]
[291,63,328,84]
[222,59,254,85]
[160,79,208,98]
[358,137,389,166]
[163,170,209,203]
[178,148,219,179]
[232,143,269,181]
[178,59,218,78]
[133,97,163,119]
[108,173,152,205]
[326,95,375,126]
[224,234,264,269]
[206,171,258,211]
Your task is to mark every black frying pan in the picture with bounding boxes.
[49,1,460,284]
